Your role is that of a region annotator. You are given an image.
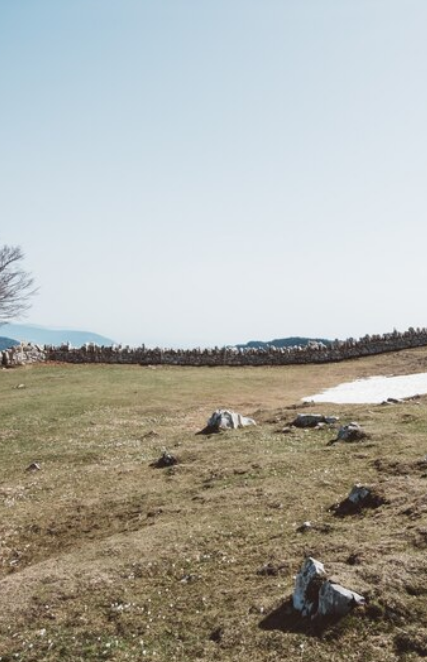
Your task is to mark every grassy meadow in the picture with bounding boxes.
[1,348,427,661]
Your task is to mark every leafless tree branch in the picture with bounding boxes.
[0,245,38,324]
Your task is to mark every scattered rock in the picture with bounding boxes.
[151,451,178,468]
[330,422,367,444]
[332,483,386,516]
[197,409,256,434]
[25,462,41,472]
[296,521,313,533]
[293,557,326,617]
[292,557,365,619]
[381,397,403,405]
[291,414,339,429]
[209,627,223,643]
[281,426,293,434]
[180,573,199,584]
[142,430,160,440]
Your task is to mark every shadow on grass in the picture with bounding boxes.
[259,597,345,638]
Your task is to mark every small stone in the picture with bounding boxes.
[209,627,223,643]
[335,422,367,442]
[348,484,371,505]
[142,430,160,440]
[297,521,312,533]
[332,483,386,516]
[25,462,41,472]
[151,451,178,468]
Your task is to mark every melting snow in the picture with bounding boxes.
[303,372,427,404]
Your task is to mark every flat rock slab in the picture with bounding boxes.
[291,414,339,428]
[318,581,365,617]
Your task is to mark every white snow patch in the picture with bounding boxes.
[303,372,427,404]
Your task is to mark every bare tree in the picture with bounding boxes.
[0,245,37,324]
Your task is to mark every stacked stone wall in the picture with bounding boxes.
[43,327,427,367]
[1,343,46,367]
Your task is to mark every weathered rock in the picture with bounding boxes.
[296,521,313,533]
[335,422,367,442]
[151,451,178,468]
[292,557,326,616]
[332,483,386,515]
[25,462,41,472]
[293,557,365,619]
[291,414,339,428]
[199,409,256,434]
[318,581,365,617]
[383,397,403,405]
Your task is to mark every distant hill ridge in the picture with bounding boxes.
[0,336,19,351]
[0,323,116,347]
[236,336,332,349]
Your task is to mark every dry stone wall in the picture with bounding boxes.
[44,327,427,367]
[1,343,46,367]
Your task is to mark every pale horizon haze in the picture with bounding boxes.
[1,1,427,348]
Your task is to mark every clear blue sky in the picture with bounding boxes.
[1,1,426,347]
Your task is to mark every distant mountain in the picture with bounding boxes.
[236,336,332,349]
[0,323,116,347]
[0,336,19,351]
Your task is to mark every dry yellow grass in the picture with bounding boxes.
[1,349,427,660]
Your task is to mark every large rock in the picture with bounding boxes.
[293,557,365,619]
[204,409,256,433]
[292,557,326,616]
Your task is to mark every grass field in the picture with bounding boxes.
[1,348,427,661]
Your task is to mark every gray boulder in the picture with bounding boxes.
[202,409,256,433]
[292,557,365,619]
[292,557,326,616]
